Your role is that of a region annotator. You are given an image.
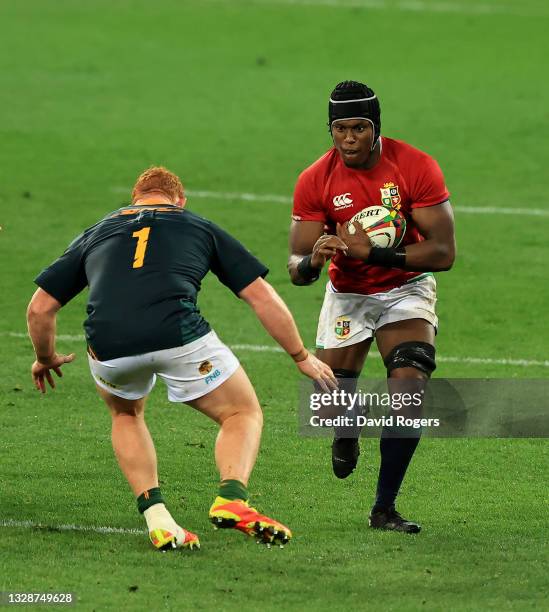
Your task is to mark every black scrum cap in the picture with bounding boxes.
[329,80,381,146]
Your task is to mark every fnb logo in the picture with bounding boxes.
[205,369,221,384]
[332,193,353,208]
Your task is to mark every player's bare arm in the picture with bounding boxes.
[27,288,75,393]
[336,201,456,272]
[238,277,337,391]
[287,220,347,285]
[406,201,456,270]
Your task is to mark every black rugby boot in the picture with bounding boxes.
[369,505,421,533]
[331,437,360,479]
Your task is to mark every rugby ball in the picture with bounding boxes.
[347,206,406,248]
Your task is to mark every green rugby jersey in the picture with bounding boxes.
[35,204,268,360]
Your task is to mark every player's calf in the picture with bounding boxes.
[328,369,362,479]
[369,340,435,533]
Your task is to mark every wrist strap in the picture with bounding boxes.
[367,246,406,268]
[290,347,309,363]
[297,254,320,283]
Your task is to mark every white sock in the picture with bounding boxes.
[143,503,180,534]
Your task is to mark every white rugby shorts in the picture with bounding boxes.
[88,330,240,402]
[316,274,438,349]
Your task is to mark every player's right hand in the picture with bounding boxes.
[31,352,76,394]
[310,235,348,269]
[296,353,338,392]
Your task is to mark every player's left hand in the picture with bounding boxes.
[295,352,338,392]
[31,353,76,394]
[336,221,373,260]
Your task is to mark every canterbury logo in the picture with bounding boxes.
[333,193,353,207]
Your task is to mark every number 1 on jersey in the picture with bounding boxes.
[132,227,151,268]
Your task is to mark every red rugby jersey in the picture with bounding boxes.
[292,137,450,295]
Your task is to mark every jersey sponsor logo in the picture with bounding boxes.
[332,192,353,209]
[359,208,384,219]
[198,360,213,375]
[380,182,401,209]
[335,316,351,339]
[205,369,222,384]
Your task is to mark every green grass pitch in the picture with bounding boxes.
[0,0,548,610]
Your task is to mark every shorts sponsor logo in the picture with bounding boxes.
[380,182,401,208]
[205,369,222,384]
[98,375,118,389]
[335,317,351,340]
[332,192,353,209]
[198,360,213,375]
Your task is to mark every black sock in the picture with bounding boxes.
[373,436,420,510]
[332,369,361,439]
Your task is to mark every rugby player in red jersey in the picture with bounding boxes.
[27,166,337,551]
[288,81,456,533]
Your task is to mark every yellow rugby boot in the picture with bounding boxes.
[209,496,292,547]
[149,525,200,551]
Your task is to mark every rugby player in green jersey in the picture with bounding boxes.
[27,166,336,551]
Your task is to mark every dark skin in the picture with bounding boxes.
[330,118,381,169]
[287,119,456,374]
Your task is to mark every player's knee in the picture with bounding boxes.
[248,401,263,430]
[332,368,360,392]
[314,368,359,396]
[390,367,427,380]
[219,398,263,429]
[110,404,143,418]
[106,398,145,417]
[313,369,360,419]
[384,341,436,379]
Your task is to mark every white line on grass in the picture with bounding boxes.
[189,189,292,205]
[6,332,548,368]
[111,187,549,217]
[452,206,549,217]
[0,518,143,536]
[232,344,549,368]
[230,0,549,18]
